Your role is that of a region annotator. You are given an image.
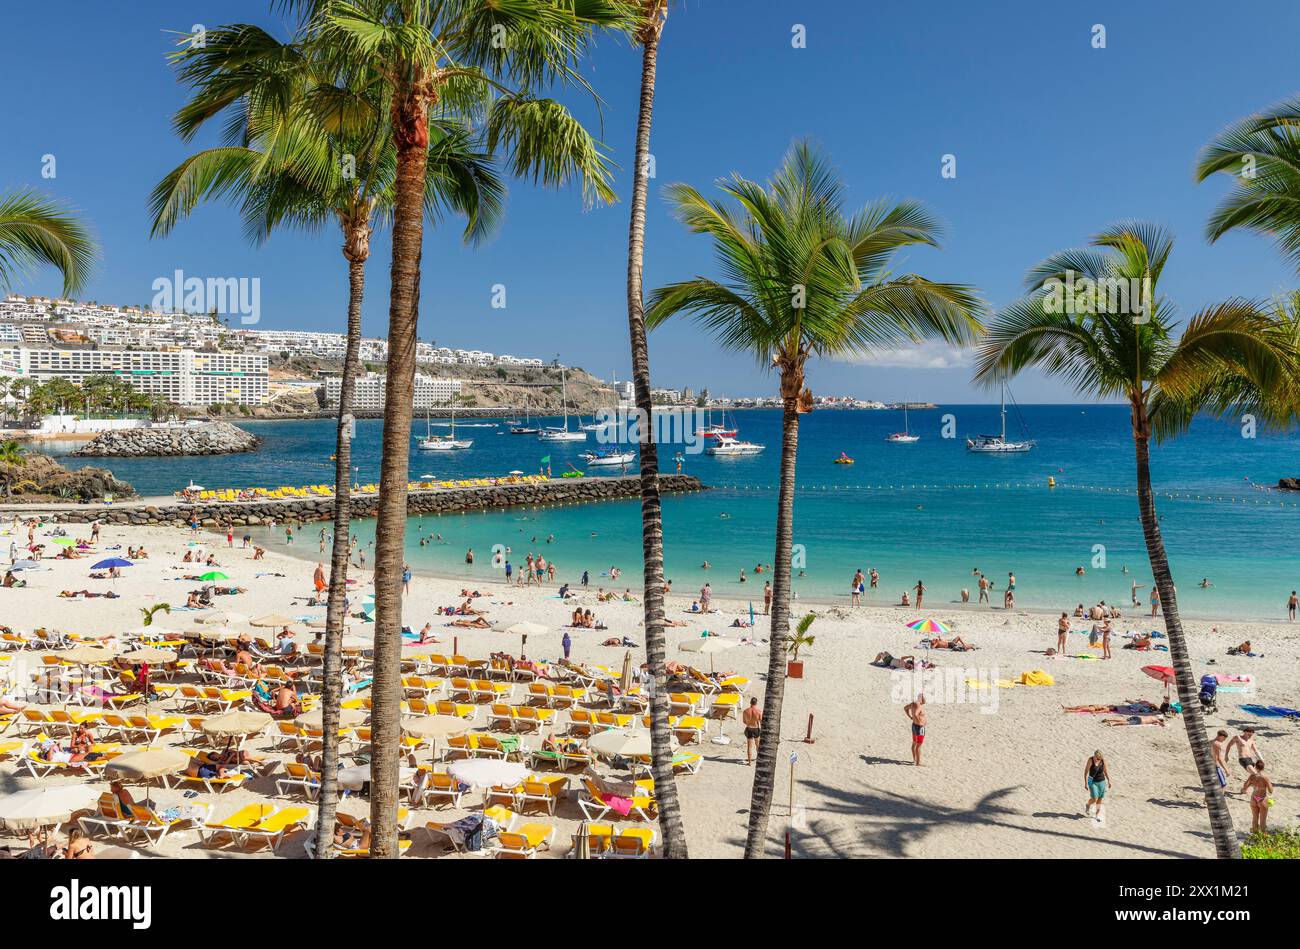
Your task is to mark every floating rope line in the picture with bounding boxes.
[707,481,1300,507]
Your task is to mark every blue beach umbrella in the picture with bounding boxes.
[91,558,133,571]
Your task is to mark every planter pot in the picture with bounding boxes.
[786,660,804,679]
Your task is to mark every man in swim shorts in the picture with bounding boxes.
[1227,727,1260,777]
[742,697,763,766]
[904,694,927,766]
[1211,730,1231,793]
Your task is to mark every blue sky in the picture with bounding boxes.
[3,0,1299,402]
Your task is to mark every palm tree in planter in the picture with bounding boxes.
[975,221,1300,859]
[154,22,502,855]
[647,141,984,858]
[290,0,622,856]
[785,612,815,679]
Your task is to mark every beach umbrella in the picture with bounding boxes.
[1142,664,1177,699]
[105,747,190,782]
[619,650,634,693]
[194,610,248,626]
[499,621,548,637]
[0,786,100,831]
[250,613,296,627]
[679,635,740,672]
[589,729,655,758]
[296,706,367,729]
[198,571,228,582]
[201,710,271,739]
[9,560,39,571]
[573,821,592,860]
[400,715,469,740]
[52,643,115,665]
[447,758,527,789]
[906,618,951,636]
[116,647,176,666]
[91,558,133,571]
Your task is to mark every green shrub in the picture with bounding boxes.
[1241,828,1300,859]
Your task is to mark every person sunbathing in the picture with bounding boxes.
[1228,640,1253,655]
[185,591,205,609]
[930,636,974,651]
[415,622,439,644]
[273,682,302,718]
[450,616,490,629]
[1102,714,1166,726]
[187,756,228,780]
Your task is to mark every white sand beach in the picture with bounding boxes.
[1,518,1296,859]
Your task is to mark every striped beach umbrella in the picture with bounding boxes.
[905,618,951,636]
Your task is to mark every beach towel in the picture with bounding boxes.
[1267,706,1300,719]
[604,794,633,817]
[1017,670,1055,686]
[1215,674,1254,684]
[1238,705,1288,718]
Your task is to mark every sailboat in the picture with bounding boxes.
[701,406,737,439]
[509,405,539,435]
[538,366,587,441]
[966,384,1034,453]
[417,406,472,451]
[886,403,920,443]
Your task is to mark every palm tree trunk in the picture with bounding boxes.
[744,396,800,857]
[314,235,368,858]
[369,82,430,858]
[625,11,687,859]
[1132,398,1238,858]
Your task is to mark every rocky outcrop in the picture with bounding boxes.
[11,474,705,526]
[0,453,136,502]
[74,422,259,458]
[1279,477,1300,491]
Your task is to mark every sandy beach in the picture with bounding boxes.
[1,518,1296,859]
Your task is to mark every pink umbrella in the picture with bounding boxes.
[1142,665,1176,700]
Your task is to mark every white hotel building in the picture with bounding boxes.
[325,372,463,410]
[0,347,269,406]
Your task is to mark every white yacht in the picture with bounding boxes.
[581,448,636,467]
[886,403,920,443]
[706,435,765,456]
[417,408,472,451]
[538,366,588,441]
[967,384,1034,453]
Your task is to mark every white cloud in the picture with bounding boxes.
[834,341,973,370]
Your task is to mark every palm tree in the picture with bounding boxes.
[293,0,621,856]
[975,222,1300,859]
[1196,96,1300,268]
[647,142,983,857]
[0,189,98,295]
[0,440,25,466]
[139,603,172,627]
[620,0,687,858]
[154,22,502,856]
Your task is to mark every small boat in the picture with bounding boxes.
[833,451,855,464]
[417,408,472,451]
[967,384,1035,453]
[510,407,539,435]
[700,408,738,439]
[581,448,636,467]
[886,403,920,443]
[538,366,588,442]
[706,435,765,456]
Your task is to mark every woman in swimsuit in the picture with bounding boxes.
[1084,750,1111,821]
[1240,760,1274,834]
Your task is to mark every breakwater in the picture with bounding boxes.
[8,474,706,527]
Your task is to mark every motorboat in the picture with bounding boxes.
[706,435,765,456]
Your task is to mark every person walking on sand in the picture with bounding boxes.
[1241,760,1274,834]
[700,583,712,613]
[1289,590,1297,621]
[1057,612,1070,654]
[1150,586,1160,617]
[561,630,572,661]
[914,579,926,609]
[763,581,772,615]
[1100,617,1112,660]
[1084,749,1112,823]
[1211,730,1231,795]
[1227,727,1261,777]
[851,570,864,607]
[904,694,927,766]
[402,563,412,596]
[742,697,763,765]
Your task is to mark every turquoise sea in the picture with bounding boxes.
[49,406,1300,621]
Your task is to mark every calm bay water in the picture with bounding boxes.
[50,406,1300,621]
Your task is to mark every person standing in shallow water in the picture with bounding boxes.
[913,579,926,609]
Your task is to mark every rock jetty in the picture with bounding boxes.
[74,423,260,458]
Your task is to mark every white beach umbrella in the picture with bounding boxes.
[296,706,367,729]
[250,613,297,627]
[201,710,272,739]
[589,730,655,758]
[194,610,248,626]
[498,621,548,637]
[679,635,741,672]
[0,786,101,831]
[447,758,528,789]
